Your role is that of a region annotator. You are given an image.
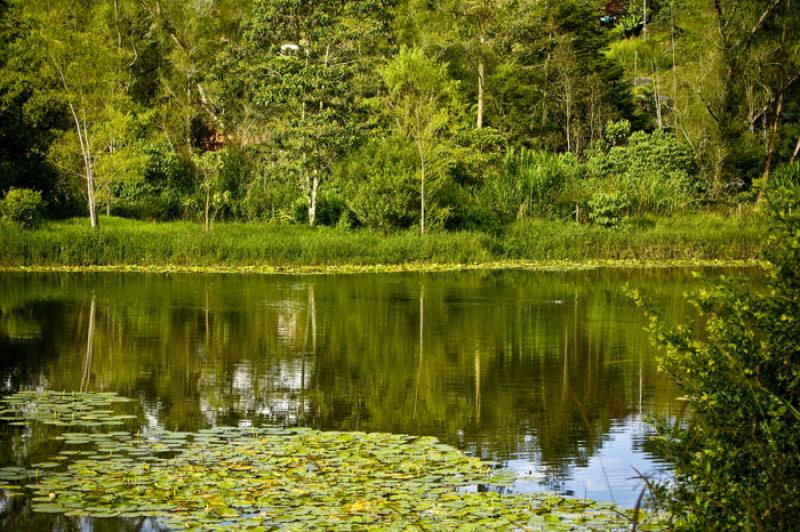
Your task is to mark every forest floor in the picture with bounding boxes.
[0,210,766,272]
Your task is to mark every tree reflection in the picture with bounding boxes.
[0,269,744,489]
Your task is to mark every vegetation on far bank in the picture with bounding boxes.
[2,1,798,239]
[0,209,765,270]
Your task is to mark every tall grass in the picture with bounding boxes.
[0,217,496,267]
[0,211,765,268]
[504,210,764,260]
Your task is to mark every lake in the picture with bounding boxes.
[0,268,751,528]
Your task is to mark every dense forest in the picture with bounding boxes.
[1,0,799,233]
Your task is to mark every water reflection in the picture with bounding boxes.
[0,269,744,509]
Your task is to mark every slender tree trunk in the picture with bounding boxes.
[476,33,485,130]
[66,102,100,231]
[308,172,319,227]
[419,154,426,236]
[758,92,785,203]
[653,61,663,129]
[565,93,572,154]
[790,135,800,164]
[204,184,211,232]
[87,165,100,231]
[642,0,648,37]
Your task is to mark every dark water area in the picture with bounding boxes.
[0,268,760,529]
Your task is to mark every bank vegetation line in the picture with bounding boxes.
[0,259,768,276]
[0,212,765,272]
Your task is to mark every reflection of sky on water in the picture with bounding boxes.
[507,415,670,507]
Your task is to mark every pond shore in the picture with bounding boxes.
[0,258,767,275]
[1,211,765,272]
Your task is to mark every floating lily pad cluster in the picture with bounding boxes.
[0,391,665,530]
[0,390,135,427]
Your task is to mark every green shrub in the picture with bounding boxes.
[589,130,697,215]
[337,136,418,231]
[1,188,45,228]
[635,175,800,529]
[587,191,629,228]
[605,119,631,146]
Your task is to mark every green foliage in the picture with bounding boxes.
[605,119,631,146]
[504,210,764,261]
[636,174,800,529]
[381,46,458,234]
[0,211,764,267]
[337,136,418,231]
[0,188,45,228]
[486,148,577,223]
[587,191,629,228]
[589,130,697,215]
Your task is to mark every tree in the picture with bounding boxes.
[691,0,800,192]
[635,164,800,529]
[381,47,455,235]
[6,0,142,230]
[192,149,226,232]
[238,0,394,226]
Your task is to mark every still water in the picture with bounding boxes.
[0,268,747,527]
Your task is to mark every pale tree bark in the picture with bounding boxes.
[653,61,663,129]
[419,149,426,236]
[477,32,485,130]
[53,53,100,230]
[308,172,319,227]
[414,109,427,236]
[64,95,100,230]
[790,136,800,164]
[204,183,211,232]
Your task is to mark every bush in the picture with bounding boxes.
[589,130,697,215]
[635,174,800,529]
[587,191,629,228]
[337,136,418,231]
[1,188,45,228]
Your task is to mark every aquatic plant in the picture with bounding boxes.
[1,391,664,530]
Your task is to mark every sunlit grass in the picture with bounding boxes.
[0,210,765,268]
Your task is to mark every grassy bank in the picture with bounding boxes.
[0,211,765,271]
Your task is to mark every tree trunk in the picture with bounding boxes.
[69,104,99,231]
[758,91,785,203]
[204,185,211,232]
[790,135,800,164]
[419,153,426,236]
[308,173,319,227]
[653,61,663,129]
[87,165,100,231]
[476,34,485,130]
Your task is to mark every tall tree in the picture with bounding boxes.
[381,47,454,235]
[6,0,140,230]
[697,0,800,191]
[237,0,394,226]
